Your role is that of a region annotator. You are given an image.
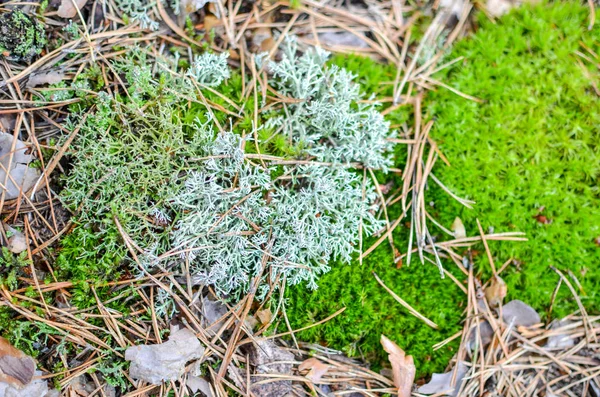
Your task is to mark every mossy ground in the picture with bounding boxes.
[1,0,598,387]
[286,1,600,378]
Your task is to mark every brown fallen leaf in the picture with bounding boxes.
[256,309,272,325]
[380,335,415,397]
[485,276,507,308]
[298,357,330,383]
[451,217,466,239]
[0,337,36,387]
[57,0,88,18]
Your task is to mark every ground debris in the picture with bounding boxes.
[125,327,205,385]
[381,335,415,397]
[245,338,294,397]
[417,361,468,397]
[0,132,40,200]
[502,299,541,327]
[0,338,57,396]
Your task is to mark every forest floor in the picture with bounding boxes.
[0,0,599,396]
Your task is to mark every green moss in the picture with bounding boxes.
[286,1,600,378]
[428,2,600,316]
[0,10,46,61]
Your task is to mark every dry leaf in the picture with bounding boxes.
[0,132,41,200]
[0,371,58,397]
[485,276,507,308]
[187,376,214,396]
[546,320,575,349]
[298,357,330,383]
[380,335,415,397]
[0,337,36,387]
[202,15,219,31]
[57,0,88,18]
[502,300,540,327]
[4,224,27,254]
[180,0,216,14]
[417,361,468,397]
[256,309,272,325]
[311,32,369,49]
[451,217,466,239]
[27,71,65,88]
[125,327,205,384]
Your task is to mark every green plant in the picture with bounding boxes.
[0,9,46,61]
[0,247,31,291]
[427,1,600,317]
[60,44,392,302]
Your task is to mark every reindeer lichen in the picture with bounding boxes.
[60,42,393,300]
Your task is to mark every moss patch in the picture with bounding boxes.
[0,10,46,61]
[286,1,600,377]
[429,2,600,316]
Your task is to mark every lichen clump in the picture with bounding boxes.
[60,42,393,299]
[0,10,46,61]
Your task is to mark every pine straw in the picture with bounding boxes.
[426,241,600,397]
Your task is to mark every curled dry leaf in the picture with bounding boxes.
[451,217,466,239]
[485,275,507,308]
[298,357,330,383]
[380,335,415,397]
[57,0,88,18]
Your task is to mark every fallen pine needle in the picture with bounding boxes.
[373,271,438,329]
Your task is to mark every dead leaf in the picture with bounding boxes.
[485,276,507,308]
[502,300,540,327]
[246,339,294,397]
[451,217,466,239]
[4,224,27,254]
[202,15,219,32]
[186,0,217,14]
[0,337,36,387]
[57,0,88,18]
[0,371,58,396]
[245,314,258,331]
[298,357,330,383]
[594,236,600,247]
[125,327,205,384]
[380,335,415,397]
[417,361,468,397]
[256,309,272,325]
[187,375,214,396]
[311,32,369,49]
[27,71,65,88]
[0,132,41,200]
[467,320,493,352]
[545,320,575,349]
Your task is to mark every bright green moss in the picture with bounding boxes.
[286,1,600,378]
[428,2,600,316]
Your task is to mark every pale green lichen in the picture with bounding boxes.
[60,43,394,300]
